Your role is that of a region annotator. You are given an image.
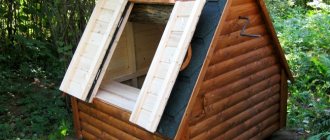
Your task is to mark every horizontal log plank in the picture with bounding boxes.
[221,13,264,35]
[211,35,271,65]
[191,80,280,134]
[216,24,268,49]
[78,102,161,139]
[231,0,256,6]
[81,121,118,140]
[201,56,278,93]
[204,83,280,116]
[251,122,280,140]
[205,45,273,80]
[234,113,280,140]
[226,2,259,21]
[190,67,280,123]
[190,94,280,139]
[79,111,139,140]
[92,98,131,121]
[81,130,97,139]
[199,67,280,109]
[215,105,279,140]
[204,65,280,105]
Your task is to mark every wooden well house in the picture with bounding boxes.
[60,0,293,139]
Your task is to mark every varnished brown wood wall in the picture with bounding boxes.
[71,97,166,140]
[176,0,288,139]
[70,0,289,139]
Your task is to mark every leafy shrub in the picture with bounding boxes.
[266,0,330,136]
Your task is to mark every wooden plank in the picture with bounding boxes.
[191,79,280,135]
[251,122,280,139]
[221,13,264,35]
[133,23,164,71]
[257,0,293,81]
[215,105,279,140]
[129,4,173,24]
[79,111,139,140]
[88,3,134,102]
[113,68,149,82]
[191,94,280,140]
[81,130,97,139]
[70,97,83,139]
[81,121,118,140]
[234,113,279,140]
[212,35,271,64]
[97,81,140,111]
[102,22,137,84]
[60,0,130,101]
[226,1,259,21]
[101,81,140,101]
[78,102,164,140]
[205,45,273,80]
[201,56,278,93]
[129,0,175,4]
[97,89,136,112]
[189,68,281,124]
[231,0,256,6]
[93,98,131,121]
[280,70,288,128]
[174,0,232,139]
[130,0,206,132]
[217,24,268,49]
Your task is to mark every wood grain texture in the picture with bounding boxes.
[201,56,278,93]
[257,0,293,81]
[130,0,206,132]
[182,0,287,139]
[234,113,280,139]
[129,0,175,4]
[215,105,279,140]
[129,4,173,24]
[174,0,233,139]
[77,99,166,140]
[60,0,129,101]
[191,95,280,140]
[71,97,83,139]
[280,70,288,128]
[205,45,273,81]
[81,130,97,139]
[81,121,118,139]
[250,122,280,140]
[211,35,271,65]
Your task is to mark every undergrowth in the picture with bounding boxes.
[266,0,330,139]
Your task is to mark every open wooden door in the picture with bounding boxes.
[130,0,206,132]
[60,0,132,101]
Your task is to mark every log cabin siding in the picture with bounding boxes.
[185,0,284,139]
[69,0,291,139]
[75,98,166,140]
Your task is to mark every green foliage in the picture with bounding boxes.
[0,0,95,139]
[0,0,329,139]
[266,0,330,137]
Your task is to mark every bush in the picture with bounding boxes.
[266,0,330,137]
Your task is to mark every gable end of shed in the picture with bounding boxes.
[175,0,291,139]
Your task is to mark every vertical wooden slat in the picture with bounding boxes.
[71,96,83,139]
[174,0,232,139]
[280,69,288,128]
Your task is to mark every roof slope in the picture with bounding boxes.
[157,1,227,138]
